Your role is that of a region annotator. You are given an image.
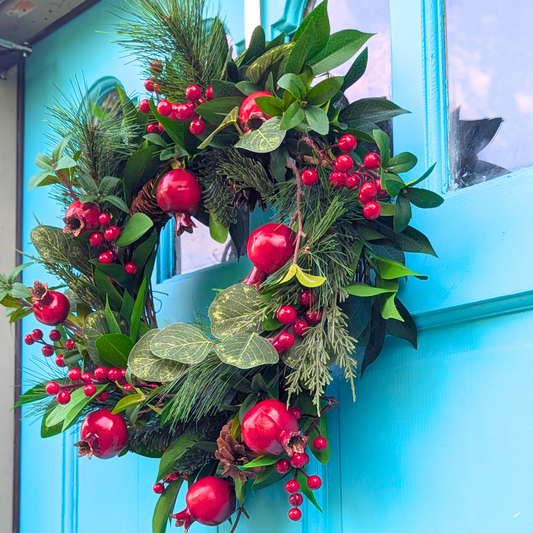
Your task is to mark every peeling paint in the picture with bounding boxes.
[6,0,35,17]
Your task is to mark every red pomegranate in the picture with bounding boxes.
[30,281,70,326]
[75,409,128,459]
[63,201,100,236]
[242,223,296,288]
[155,169,202,236]
[241,399,306,456]
[239,91,272,132]
[171,476,236,531]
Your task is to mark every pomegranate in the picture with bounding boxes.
[75,409,128,459]
[63,201,100,237]
[155,169,202,236]
[239,91,272,132]
[30,281,70,326]
[171,476,235,531]
[242,224,296,288]
[241,399,307,456]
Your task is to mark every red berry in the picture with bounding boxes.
[78,409,129,459]
[290,452,309,469]
[144,78,155,92]
[158,123,164,132]
[313,436,328,451]
[146,122,158,134]
[107,368,122,382]
[173,103,190,121]
[278,332,295,349]
[335,154,353,173]
[185,85,202,101]
[56,390,71,405]
[31,328,43,341]
[139,99,151,113]
[123,383,135,391]
[94,366,108,381]
[120,369,127,377]
[149,60,163,74]
[65,339,76,351]
[292,320,309,336]
[98,212,111,226]
[124,262,137,275]
[363,201,382,220]
[363,152,381,169]
[305,309,323,324]
[189,119,205,136]
[153,483,165,494]
[277,306,297,325]
[329,171,345,189]
[299,290,315,308]
[197,97,206,105]
[68,368,82,381]
[375,178,388,196]
[45,381,60,395]
[96,391,109,402]
[55,355,66,367]
[153,83,161,94]
[89,233,103,247]
[338,134,357,152]
[165,472,181,482]
[157,99,172,116]
[42,345,54,357]
[205,86,214,100]
[288,508,302,521]
[359,182,378,203]
[275,458,291,474]
[104,225,121,242]
[81,372,93,383]
[289,407,301,420]
[98,251,115,264]
[186,101,197,117]
[285,479,300,494]
[272,340,285,355]
[301,169,318,186]
[345,173,361,190]
[307,475,322,490]
[23,334,34,345]
[289,493,304,507]
[84,384,97,397]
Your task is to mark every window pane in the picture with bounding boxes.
[446,0,533,189]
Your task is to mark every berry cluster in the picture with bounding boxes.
[24,327,76,367]
[153,472,182,494]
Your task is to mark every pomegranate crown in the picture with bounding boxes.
[30,281,49,302]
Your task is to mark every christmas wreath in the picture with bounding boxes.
[11,0,443,531]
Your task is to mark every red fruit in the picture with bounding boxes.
[65,339,76,351]
[363,201,381,220]
[334,154,353,173]
[242,224,296,288]
[157,99,172,116]
[272,340,285,355]
[42,345,54,357]
[98,251,115,264]
[307,475,322,490]
[158,123,164,132]
[75,409,128,459]
[241,399,305,456]
[338,134,357,152]
[144,78,155,92]
[299,290,315,308]
[84,384,97,396]
[277,306,297,325]
[189,119,205,136]
[98,212,111,226]
[305,309,322,324]
[174,103,192,121]
[313,436,328,451]
[153,483,165,494]
[170,476,235,530]
[57,391,71,405]
[123,383,135,391]
[185,85,202,101]
[239,91,272,132]
[165,472,181,482]
[68,368,81,381]
[24,334,34,345]
[153,83,161,94]
[292,320,309,336]
[301,169,319,186]
[96,391,109,402]
[375,178,388,196]
[156,169,202,236]
[285,479,300,494]
[89,233,103,247]
[359,182,378,203]
[289,493,304,507]
[94,367,108,381]
[107,368,122,382]
[31,328,43,341]
[55,355,66,367]
[45,381,60,395]
[30,282,70,326]
[289,407,301,420]
[329,171,345,189]
[139,99,151,113]
[363,152,381,169]
[149,60,163,74]
[125,262,137,275]
[120,369,127,377]
[186,102,197,117]
[104,225,121,242]
[278,332,295,349]
[275,458,291,474]
[198,97,206,105]
[63,201,100,237]
[81,372,93,383]
[345,173,361,190]
[290,452,309,469]
[146,122,158,134]
[205,86,214,100]
[288,508,302,521]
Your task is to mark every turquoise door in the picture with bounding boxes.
[20,0,533,532]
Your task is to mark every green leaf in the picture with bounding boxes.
[235,81,262,95]
[29,170,52,191]
[14,383,48,408]
[341,48,369,92]
[278,73,307,100]
[361,301,386,376]
[239,393,260,424]
[102,195,130,212]
[305,106,330,135]
[311,30,373,75]
[407,188,444,208]
[208,284,263,338]
[105,297,122,334]
[83,311,129,365]
[382,172,405,197]
[211,80,242,98]
[383,224,437,257]
[376,278,402,321]
[340,97,409,124]
[386,152,417,174]
[292,0,330,59]
[128,329,185,382]
[209,214,230,243]
[116,213,154,247]
[112,393,145,414]
[55,156,77,171]
[9,283,32,298]
[99,176,121,196]
[157,433,199,482]
[196,97,245,126]
[152,479,183,533]
[280,102,305,130]
[278,263,298,284]
[306,76,344,106]
[285,26,317,76]
[369,253,427,280]
[96,333,134,368]
[52,135,71,162]
[406,162,437,187]
[215,333,279,369]
[94,269,123,311]
[377,202,395,216]
[150,323,213,364]
[345,282,396,297]
[246,43,294,84]
[130,278,147,342]
[234,117,286,153]
[255,96,283,117]
[143,133,168,148]
[41,404,63,438]
[35,153,53,171]
[308,413,331,464]
[241,26,266,65]
[297,471,323,512]
[295,266,326,287]
[373,129,390,164]
[198,107,239,150]
[123,144,159,203]
[394,194,412,233]
[240,455,280,469]
[386,298,418,348]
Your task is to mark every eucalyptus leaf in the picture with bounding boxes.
[151,323,213,364]
[235,117,286,153]
[215,333,279,369]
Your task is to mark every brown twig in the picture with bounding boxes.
[286,156,306,266]
[228,507,249,533]
[303,396,339,435]
[56,170,78,201]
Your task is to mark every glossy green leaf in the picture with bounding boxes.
[340,97,409,124]
[240,454,281,469]
[95,333,134,368]
[198,107,239,150]
[291,0,329,59]
[143,133,168,148]
[157,433,199,482]
[382,172,405,197]
[123,143,159,203]
[345,282,396,297]
[280,101,305,130]
[285,26,317,75]
[102,195,130,212]
[105,297,122,334]
[52,135,71,162]
[406,162,437,187]
[112,393,145,414]
[196,97,245,126]
[209,214,230,244]
[14,383,48,408]
[394,194,412,233]
[246,43,294,84]
[211,80,242,98]
[373,129,390,164]
[130,277,147,343]
[407,188,444,208]
[361,301,386,376]
[240,25,266,65]
[376,278,402,321]
[28,170,52,191]
[83,311,129,365]
[234,117,286,153]
[255,96,284,117]
[116,213,154,247]
[235,81,262,95]
[306,76,344,106]
[35,153,53,171]
[308,412,331,464]
[99,176,121,196]
[295,266,326,287]
[305,106,330,135]
[341,48,368,92]
[386,152,418,173]
[152,479,183,533]
[151,323,213,364]
[297,470,323,512]
[278,73,307,100]
[278,263,298,284]
[386,297,418,348]
[369,254,427,280]
[215,333,279,369]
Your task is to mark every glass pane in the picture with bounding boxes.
[446,0,533,189]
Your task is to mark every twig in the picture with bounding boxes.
[56,170,78,201]
[228,507,248,533]
[286,156,306,266]
[304,396,339,435]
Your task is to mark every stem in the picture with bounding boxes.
[56,170,78,202]
[64,320,83,340]
[286,156,306,266]
[228,507,248,533]
[304,396,339,436]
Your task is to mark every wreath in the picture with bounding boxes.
[10,0,443,531]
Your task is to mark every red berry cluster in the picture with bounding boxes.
[24,328,77,367]
[153,472,182,494]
